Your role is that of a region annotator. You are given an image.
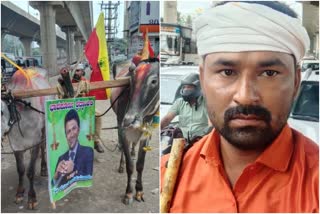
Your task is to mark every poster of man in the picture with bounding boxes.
[45,97,95,203]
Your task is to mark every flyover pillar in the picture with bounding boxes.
[1,33,6,50]
[74,35,83,61]
[20,37,33,56]
[30,1,62,77]
[62,26,77,64]
[1,29,9,51]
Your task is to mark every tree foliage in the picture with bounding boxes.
[177,12,193,27]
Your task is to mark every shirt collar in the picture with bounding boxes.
[200,129,222,166]
[256,124,294,172]
[200,124,294,171]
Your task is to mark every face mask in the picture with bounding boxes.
[181,87,197,102]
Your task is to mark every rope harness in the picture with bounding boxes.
[1,91,45,138]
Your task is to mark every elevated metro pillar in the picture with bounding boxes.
[62,26,77,64]
[74,35,83,61]
[30,1,62,77]
[20,37,33,56]
[1,29,9,52]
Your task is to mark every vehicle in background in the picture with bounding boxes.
[160,66,199,123]
[1,54,16,84]
[288,69,319,144]
[160,23,199,65]
[2,56,43,84]
[301,59,319,72]
[16,56,40,68]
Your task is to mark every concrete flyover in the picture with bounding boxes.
[1,1,66,57]
[29,1,93,76]
[1,1,93,77]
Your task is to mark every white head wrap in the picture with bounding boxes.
[72,63,84,70]
[194,2,310,61]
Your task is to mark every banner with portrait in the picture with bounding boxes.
[45,97,95,203]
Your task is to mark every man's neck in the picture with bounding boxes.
[70,141,79,153]
[188,98,197,106]
[220,137,263,188]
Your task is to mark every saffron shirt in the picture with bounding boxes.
[160,124,319,212]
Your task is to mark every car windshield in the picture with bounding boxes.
[302,62,319,72]
[160,76,181,104]
[291,81,319,121]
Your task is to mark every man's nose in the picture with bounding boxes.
[70,129,77,138]
[233,76,260,105]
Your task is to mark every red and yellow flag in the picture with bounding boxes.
[85,12,110,100]
[142,31,155,59]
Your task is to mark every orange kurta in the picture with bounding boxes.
[160,124,319,212]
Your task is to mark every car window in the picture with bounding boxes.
[291,81,319,121]
[302,62,319,72]
[160,77,181,104]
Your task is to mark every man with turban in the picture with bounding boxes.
[160,1,318,212]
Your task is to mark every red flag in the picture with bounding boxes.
[85,13,110,100]
[143,31,155,58]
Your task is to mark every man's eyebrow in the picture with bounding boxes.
[258,58,287,68]
[211,58,239,67]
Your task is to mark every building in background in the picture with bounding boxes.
[160,1,199,65]
[123,1,159,58]
[300,1,319,59]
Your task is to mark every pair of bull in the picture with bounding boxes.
[1,54,159,209]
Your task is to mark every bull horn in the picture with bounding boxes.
[141,29,150,60]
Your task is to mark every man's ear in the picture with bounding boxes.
[293,66,301,99]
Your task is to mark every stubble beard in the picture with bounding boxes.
[208,105,291,151]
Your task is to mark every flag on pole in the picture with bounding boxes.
[142,30,155,59]
[85,12,110,99]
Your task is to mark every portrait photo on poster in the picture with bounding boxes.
[45,97,95,203]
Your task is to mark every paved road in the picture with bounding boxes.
[1,100,160,213]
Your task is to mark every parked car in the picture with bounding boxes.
[301,58,319,72]
[1,56,16,84]
[160,66,199,123]
[15,56,40,68]
[288,69,319,144]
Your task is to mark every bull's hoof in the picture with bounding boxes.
[41,168,48,177]
[15,196,24,204]
[135,191,144,202]
[94,140,105,153]
[122,194,133,205]
[118,166,124,173]
[15,188,25,204]
[27,199,38,210]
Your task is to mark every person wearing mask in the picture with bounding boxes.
[161,73,211,142]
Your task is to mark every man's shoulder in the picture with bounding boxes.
[173,98,185,105]
[160,133,210,168]
[292,129,319,169]
[78,144,94,154]
[184,134,210,160]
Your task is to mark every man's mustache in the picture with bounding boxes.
[224,105,272,123]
